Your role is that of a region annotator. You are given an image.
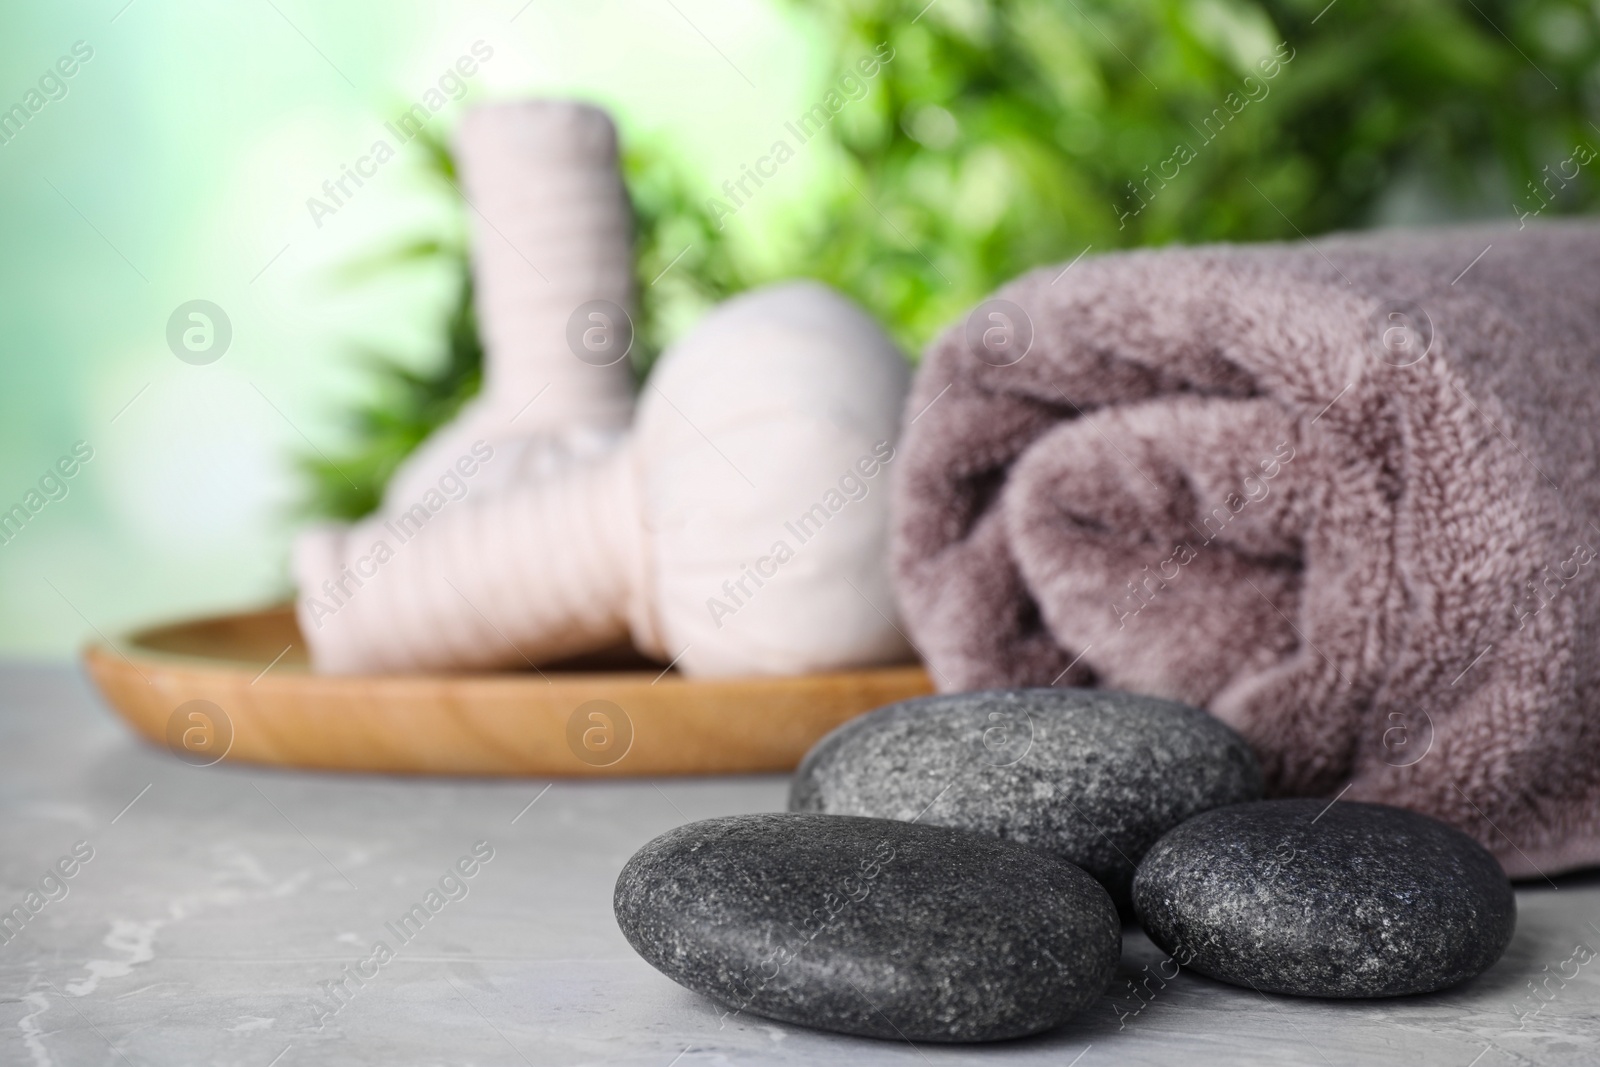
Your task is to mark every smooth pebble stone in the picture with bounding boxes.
[789,688,1263,913]
[1132,799,1517,997]
[614,812,1119,1042]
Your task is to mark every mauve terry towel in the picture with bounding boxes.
[893,222,1600,878]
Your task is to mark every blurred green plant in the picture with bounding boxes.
[306,0,1600,520]
[773,0,1600,346]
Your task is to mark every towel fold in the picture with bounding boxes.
[893,222,1600,878]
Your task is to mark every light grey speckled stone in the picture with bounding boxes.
[1133,799,1517,997]
[789,688,1263,913]
[613,812,1120,1042]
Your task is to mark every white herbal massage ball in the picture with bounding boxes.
[294,282,912,677]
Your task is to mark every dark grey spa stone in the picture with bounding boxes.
[1132,799,1517,997]
[789,688,1262,913]
[614,812,1119,1042]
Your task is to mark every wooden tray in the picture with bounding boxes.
[82,606,933,777]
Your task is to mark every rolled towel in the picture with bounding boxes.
[893,222,1600,877]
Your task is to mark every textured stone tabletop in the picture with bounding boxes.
[1,663,1597,1066]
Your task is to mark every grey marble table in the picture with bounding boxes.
[1,663,1597,1066]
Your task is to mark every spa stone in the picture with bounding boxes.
[1132,799,1517,997]
[789,688,1262,912]
[614,812,1119,1042]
